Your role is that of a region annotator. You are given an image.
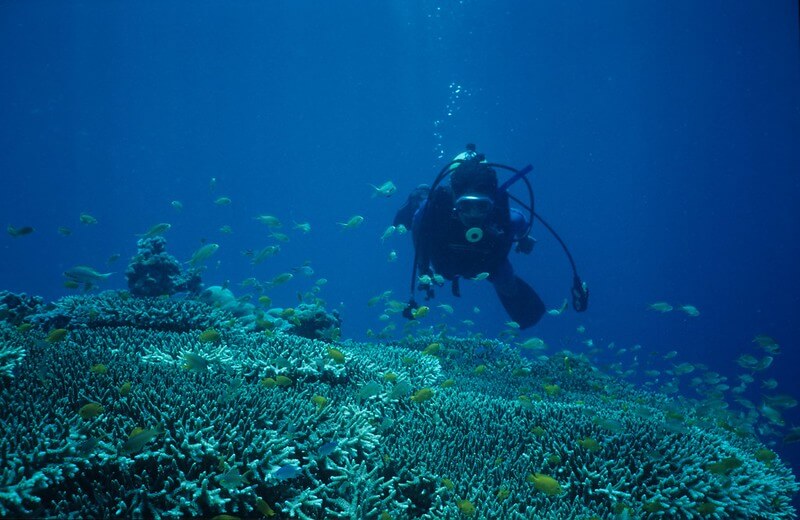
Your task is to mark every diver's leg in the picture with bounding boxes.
[490,260,545,329]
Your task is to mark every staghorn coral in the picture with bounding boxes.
[0,324,26,379]
[27,291,231,332]
[0,291,43,326]
[0,295,796,519]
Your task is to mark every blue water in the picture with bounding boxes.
[2,0,799,497]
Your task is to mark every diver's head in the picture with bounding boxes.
[450,149,497,227]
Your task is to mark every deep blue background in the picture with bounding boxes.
[2,0,799,492]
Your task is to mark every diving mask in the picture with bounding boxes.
[455,194,494,222]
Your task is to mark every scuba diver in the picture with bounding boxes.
[395,144,589,329]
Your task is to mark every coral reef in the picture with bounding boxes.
[287,303,342,342]
[125,237,202,297]
[0,291,43,326]
[27,291,230,333]
[0,296,797,519]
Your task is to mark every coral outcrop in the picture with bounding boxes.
[0,296,796,519]
[125,237,202,297]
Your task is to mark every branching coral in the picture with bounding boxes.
[0,296,796,519]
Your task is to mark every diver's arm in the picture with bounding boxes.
[510,208,535,254]
[412,201,434,277]
[510,208,527,239]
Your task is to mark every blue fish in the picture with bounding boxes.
[318,441,338,457]
[273,464,301,480]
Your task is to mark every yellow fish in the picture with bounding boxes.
[411,306,429,319]
[370,180,397,198]
[78,402,104,420]
[410,388,434,403]
[46,328,68,343]
[338,215,364,229]
[136,223,171,238]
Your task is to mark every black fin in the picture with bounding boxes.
[494,276,545,329]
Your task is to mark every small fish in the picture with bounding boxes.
[753,334,780,354]
[58,226,72,236]
[505,321,520,329]
[390,381,412,399]
[411,306,429,319]
[107,254,121,264]
[170,200,183,210]
[471,272,490,281]
[64,266,113,286]
[90,363,108,375]
[547,298,568,316]
[273,464,301,480]
[7,225,34,237]
[328,347,346,364]
[198,328,221,343]
[183,352,210,372]
[189,243,219,266]
[79,213,98,225]
[217,466,247,489]
[292,221,311,233]
[254,215,282,227]
[456,499,475,516]
[119,425,163,455]
[269,272,293,286]
[527,473,562,496]
[762,378,778,390]
[269,232,290,242]
[119,381,132,396]
[338,215,365,229]
[46,328,69,343]
[437,303,454,314]
[388,250,398,262]
[577,437,601,452]
[518,337,547,350]
[137,223,171,238]
[380,225,396,241]
[214,197,232,205]
[252,245,280,264]
[679,304,700,317]
[370,180,397,198]
[219,225,233,234]
[648,302,673,312]
[255,499,276,517]
[672,362,695,375]
[310,395,327,410]
[395,224,408,234]
[358,381,383,400]
[410,387,434,403]
[783,427,800,444]
[663,350,678,359]
[275,375,292,387]
[318,441,338,457]
[78,402,104,420]
[422,343,440,356]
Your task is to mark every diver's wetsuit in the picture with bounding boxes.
[410,185,546,328]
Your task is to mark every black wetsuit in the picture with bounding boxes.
[410,185,546,328]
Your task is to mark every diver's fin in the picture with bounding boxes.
[494,276,545,329]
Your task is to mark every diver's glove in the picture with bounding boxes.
[402,298,419,320]
[418,283,435,300]
[571,275,589,312]
[515,235,536,254]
